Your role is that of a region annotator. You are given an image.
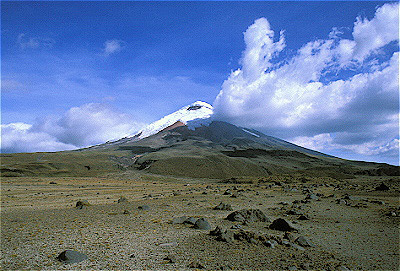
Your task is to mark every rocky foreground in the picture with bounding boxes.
[1,175,399,270]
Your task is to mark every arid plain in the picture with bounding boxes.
[1,172,399,270]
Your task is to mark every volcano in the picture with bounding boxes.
[1,101,398,179]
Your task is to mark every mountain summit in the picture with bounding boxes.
[133,101,214,140]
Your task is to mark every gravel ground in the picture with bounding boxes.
[1,176,399,270]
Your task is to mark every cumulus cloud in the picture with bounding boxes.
[17,33,55,49]
[351,3,399,61]
[1,103,144,153]
[292,133,399,157]
[213,3,399,163]
[103,39,126,55]
[0,123,76,153]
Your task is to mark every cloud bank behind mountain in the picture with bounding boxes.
[213,3,399,164]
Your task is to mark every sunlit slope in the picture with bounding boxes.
[3,120,396,179]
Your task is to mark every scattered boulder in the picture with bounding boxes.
[223,189,232,195]
[188,261,205,269]
[172,216,188,224]
[163,255,176,263]
[269,218,298,231]
[194,218,211,230]
[375,182,390,191]
[282,240,305,251]
[234,230,259,244]
[298,215,309,220]
[343,194,358,201]
[283,232,297,242]
[370,200,385,205]
[336,199,348,205]
[305,194,318,200]
[295,236,313,247]
[123,210,130,215]
[387,211,399,217]
[226,209,269,223]
[263,240,277,248]
[75,200,90,209]
[286,209,302,215]
[185,217,197,225]
[117,196,128,203]
[231,224,243,230]
[210,226,224,236]
[214,202,233,211]
[217,230,235,243]
[57,250,88,264]
[279,201,289,205]
[138,205,150,210]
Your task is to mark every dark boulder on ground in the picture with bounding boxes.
[286,209,303,215]
[75,200,90,209]
[57,250,88,264]
[214,202,233,211]
[269,218,298,231]
[298,215,309,220]
[375,182,390,191]
[209,226,224,236]
[226,209,269,223]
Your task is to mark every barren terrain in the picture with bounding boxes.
[1,173,399,270]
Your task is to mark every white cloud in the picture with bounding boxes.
[213,3,399,163]
[0,123,76,153]
[292,133,399,157]
[352,3,399,61]
[17,33,55,49]
[1,103,145,153]
[103,39,126,55]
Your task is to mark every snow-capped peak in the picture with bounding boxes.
[133,101,213,139]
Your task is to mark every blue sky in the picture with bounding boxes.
[1,1,399,165]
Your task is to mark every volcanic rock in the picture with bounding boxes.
[269,218,298,231]
[194,218,211,230]
[295,236,313,247]
[138,205,150,210]
[375,182,390,191]
[57,250,88,264]
[117,196,128,203]
[214,202,233,211]
[75,200,90,209]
